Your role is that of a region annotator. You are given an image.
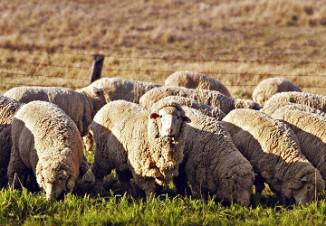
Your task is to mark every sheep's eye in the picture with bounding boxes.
[307,185,312,190]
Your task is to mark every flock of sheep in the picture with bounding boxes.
[0,71,325,206]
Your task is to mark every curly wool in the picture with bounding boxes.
[173,107,254,206]
[7,101,85,200]
[3,86,106,136]
[263,91,326,115]
[150,96,226,120]
[0,96,22,187]
[140,86,260,113]
[271,107,326,182]
[165,71,231,96]
[85,77,160,103]
[223,109,324,204]
[252,77,301,106]
[89,100,188,196]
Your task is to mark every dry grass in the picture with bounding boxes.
[1,0,326,98]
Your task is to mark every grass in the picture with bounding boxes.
[0,188,325,226]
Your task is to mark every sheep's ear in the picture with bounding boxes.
[183,116,191,123]
[150,112,160,119]
[92,87,104,97]
[301,176,309,182]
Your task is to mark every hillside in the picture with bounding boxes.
[1,0,326,97]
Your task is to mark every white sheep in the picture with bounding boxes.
[0,95,22,187]
[84,77,160,103]
[263,92,326,115]
[165,71,231,96]
[272,103,326,118]
[252,77,301,106]
[171,106,254,206]
[139,86,260,113]
[271,107,326,182]
[3,86,107,136]
[222,109,325,204]
[86,100,191,197]
[150,96,226,120]
[83,96,226,154]
[7,101,87,200]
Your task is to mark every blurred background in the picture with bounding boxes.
[1,0,326,98]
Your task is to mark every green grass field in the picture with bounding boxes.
[0,188,325,226]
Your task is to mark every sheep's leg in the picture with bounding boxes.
[134,176,159,199]
[7,145,28,189]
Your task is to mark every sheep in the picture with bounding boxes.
[7,101,86,200]
[3,86,107,136]
[86,100,191,197]
[270,103,326,118]
[252,77,301,106]
[271,107,326,182]
[171,106,254,206]
[222,109,325,204]
[139,86,260,113]
[83,96,226,154]
[0,96,22,187]
[84,77,160,103]
[165,71,231,96]
[150,96,226,120]
[263,92,326,115]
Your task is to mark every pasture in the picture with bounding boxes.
[1,0,326,225]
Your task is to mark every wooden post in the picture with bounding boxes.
[89,54,104,83]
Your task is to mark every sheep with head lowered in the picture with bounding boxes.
[222,109,325,204]
[263,91,326,115]
[151,98,254,206]
[7,101,87,201]
[84,77,160,103]
[252,77,301,106]
[149,96,226,120]
[165,71,231,96]
[271,106,326,182]
[139,86,260,114]
[0,95,22,187]
[84,100,191,197]
[271,103,326,118]
[3,86,107,136]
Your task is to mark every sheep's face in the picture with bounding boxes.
[148,106,190,177]
[287,173,324,204]
[36,160,75,201]
[150,106,190,139]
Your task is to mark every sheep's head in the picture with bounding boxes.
[36,149,78,201]
[234,99,261,110]
[216,167,254,206]
[282,169,325,204]
[148,104,190,177]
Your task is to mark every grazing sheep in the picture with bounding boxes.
[0,96,22,187]
[3,86,107,136]
[87,100,190,197]
[270,103,326,118]
[222,109,325,204]
[165,71,231,96]
[271,107,326,182]
[84,77,160,103]
[172,106,254,206]
[151,96,226,120]
[139,86,260,113]
[7,101,86,200]
[252,77,301,106]
[263,92,326,115]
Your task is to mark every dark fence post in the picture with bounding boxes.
[89,54,104,83]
